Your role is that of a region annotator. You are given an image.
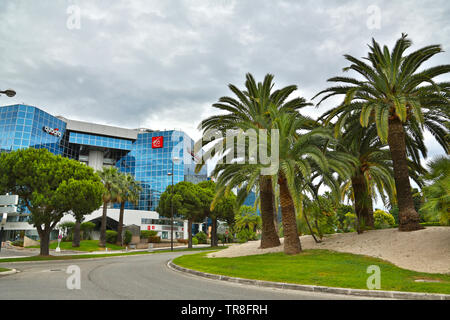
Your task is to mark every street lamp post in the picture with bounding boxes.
[0,89,16,97]
[167,157,181,251]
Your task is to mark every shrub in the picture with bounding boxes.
[106,230,118,244]
[148,236,161,243]
[194,231,207,244]
[192,237,199,245]
[343,212,357,232]
[373,209,396,229]
[389,206,399,224]
[237,229,257,243]
[124,230,132,245]
[11,240,24,247]
[81,222,95,240]
[140,230,157,239]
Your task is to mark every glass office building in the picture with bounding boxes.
[0,104,207,212]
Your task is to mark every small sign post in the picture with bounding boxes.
[56,233,62,253]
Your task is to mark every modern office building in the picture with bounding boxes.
[0,104,207,241]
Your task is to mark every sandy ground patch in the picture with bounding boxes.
[208,227,450,274]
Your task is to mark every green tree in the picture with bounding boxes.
[157,181,204,248]
[314,34,450,231]
[56,178,104,247]
[197,180,236,247]
[115,173,142,246]
[97,167,120,248]
[0,148,98,255]
[198,73,310,249]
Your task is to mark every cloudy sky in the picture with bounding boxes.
[1,0,449,163]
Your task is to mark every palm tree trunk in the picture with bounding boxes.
[388,118,423,231]
[72,220,81,247]
[303,211,320,243]
[278,176,302,255]
[116,201,125,246]
[99,201,108,247]
[259,176,281,248]
[351,174,374,233]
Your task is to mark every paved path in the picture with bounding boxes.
[0,251,362,300]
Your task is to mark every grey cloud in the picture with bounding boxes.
[0,0,449,146]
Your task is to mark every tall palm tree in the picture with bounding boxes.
[270,108,333,254]
[116,172,142,246]
[198,73,311,248]
[314,34,450,231]
[97,166,120,248]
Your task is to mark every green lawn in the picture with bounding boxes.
[0,246,227,263]
[27,240,124,252]
[0,268,11,272]
[173,249,450,294]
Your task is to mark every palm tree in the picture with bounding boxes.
[270,108,332,254]
[97,166,120,248]
[314,34,450,231]
[234,205,262,233]
[421,156,450,225]
[198,73,311,248]
[116,173,142,246]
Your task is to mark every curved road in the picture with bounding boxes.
[0,251,359,300]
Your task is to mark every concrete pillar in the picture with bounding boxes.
[88,150,104,171]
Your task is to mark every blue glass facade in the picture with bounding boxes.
[0,104,73,156]
[69,131,133,151]
[0,104,207,212]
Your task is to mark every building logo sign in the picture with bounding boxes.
[43,126,62,137]
[152,136,163,149]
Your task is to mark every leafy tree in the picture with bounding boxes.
[115,173,142,246]
[314,34,450,231]
[0,148,98,255]
[197,180,236,247]
[56,178,104,247]
[197,74,310,249]
[97,167,120,248]
[157,181,204,248]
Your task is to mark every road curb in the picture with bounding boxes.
[168,260,450,300]
[0,268,17,276]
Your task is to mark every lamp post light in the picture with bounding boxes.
[0,89,16,97]
[167,156,181,251]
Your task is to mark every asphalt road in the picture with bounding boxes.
[0,251,361,300]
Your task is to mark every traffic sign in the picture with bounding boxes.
[0,195,19,206]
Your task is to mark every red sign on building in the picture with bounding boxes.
[152,136,164,148]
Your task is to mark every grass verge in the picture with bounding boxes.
[27,240,124,252]
[173,249,450,294]
[0,267,11,272]
[0,246,227,263]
